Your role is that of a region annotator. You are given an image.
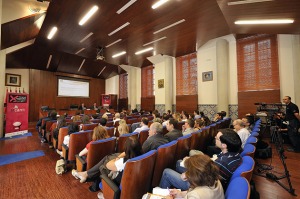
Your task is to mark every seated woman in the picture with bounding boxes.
[167,154,224,199]
[117,123,129,137]
[72,136,142,192]
[50,116,67,148]
[63,123,79,147]
[78,126,110,157]
[72,111,82,122]
[194,119,206,131]
[79,114,92,130]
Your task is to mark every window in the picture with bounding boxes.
[141,65,155,97]
[237,35,279,91]
[119,73,128,99]
[176,53,198,95]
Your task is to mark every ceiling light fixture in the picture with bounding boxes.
[112,51,126,58]
[79,5,99,26]
[78,59,86,71]
[108,22,130,36]
[47,27,57,39]
[106,39,122,48]
[143,36,167,46]
[98,66,107,76]
[153,19,185,34]
[152,0,169,9]
[46,55,52,69]
[80,32,94,43]
[228,0,273,6]
[235,19,294,25]
[75,48,85,54]
[135,47,154,55]
[117,0,137,14]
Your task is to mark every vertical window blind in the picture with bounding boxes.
[176,53,198,95]
[119,73,128,99]
[237,35,279,91]
[141,65,155,97]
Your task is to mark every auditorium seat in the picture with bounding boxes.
[151,141,178,187]
[62,130,92,162]
[100,150,157,199]
[225,177,250,199]
[75,137,116,171]
[174,134,192,163]
[106,127,115,137]
[230,156,255,183]
[241,144,256,158]
[81,123,98,131]
[116,132,139,153]
[55,127,68,150]
[106,121,114,127]
[138,130,149,146]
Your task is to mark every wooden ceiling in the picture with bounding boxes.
[2,0,300,79]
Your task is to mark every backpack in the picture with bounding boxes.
[255,140,272,159]
[55,159,66,175]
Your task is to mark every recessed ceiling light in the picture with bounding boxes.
[46,55,52,69]
[152,0,169,9]
[235,19,294,24]
[112,51,126,58]
[106,39,122,48]
[75,48,85,54]
[108,22,130,36]
[79,6,98,26]
[135,47,154,55]
[143,36,167,46]
[153,19,185,34]
[47,27,57,39]
[117,0,137,14]
[78,59,86,71]
[98,66,106,76]
[228,0,273,6]
[80,32,93,43]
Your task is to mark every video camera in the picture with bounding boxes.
[254,102,285,125]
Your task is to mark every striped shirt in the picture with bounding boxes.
[214,152,242,190]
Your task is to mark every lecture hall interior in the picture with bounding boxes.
[0,0,300,199]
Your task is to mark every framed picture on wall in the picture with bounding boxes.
[202,71,213,82]
[158,79,164,88]
[5,73,21,87]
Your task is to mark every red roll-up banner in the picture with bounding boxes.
[5,93,29,136]
[102,95,111,107]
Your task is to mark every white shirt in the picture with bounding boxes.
[63,135,70,147]
[115,158,126,171]
[133,125,149,133]
[237,128,250,148]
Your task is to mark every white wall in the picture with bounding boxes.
[5,69,30,93]
[105,75,119,95]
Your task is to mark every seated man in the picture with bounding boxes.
[142,122,169,153]
[233,119,250,148]
[133,117,149,133]
[164,118,183,141]
[91,102,98,110]
[159,128,242,191]
[182,119,195,136]
[213,112,223,123]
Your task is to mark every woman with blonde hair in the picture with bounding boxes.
[117,123,129,136]
[78,126,110,157]
[167,154,224,199]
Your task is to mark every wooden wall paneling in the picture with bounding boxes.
[238,90,280,118]
[29,69,105,122]
[176,95,198,115]
[118,98,128,112]
[110,94,118,110]
[141,97,155,112]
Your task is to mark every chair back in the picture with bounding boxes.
[117,132,139,152]
[120,150,157,199]
[241,144,256,158]
[106,127,115,137]
[231,156,255,183]
[139,130,149,146]
[68,130,92,161]
[190,130,202,150]
[175,134,192,162]
[152,141,178,187]
[82,123,98,131]
[225,177,250,199]
[57,127,68,151]
[86,137,116,170]
[106,121,114,127]
[246,137,258,147]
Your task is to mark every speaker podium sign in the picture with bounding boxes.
[5,93,29,137]
[102,94,111,107]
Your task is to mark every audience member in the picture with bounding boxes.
[40,111,57,143]
[182,119,195,136]
[194,110,201,119]
[113,113,121,125]
[166,154,224,199]
[159,128,242,191]
[194,118,205,130]
[99,118,108,127]
[78,126,110,157]
[233,119,250,148]
[213,112,223,123]
[133,117,149,133]
[72,111,81,122]
[63,123,80,147]
[142,122,169,153]
[165,118,183,141]
[117,123,129,137]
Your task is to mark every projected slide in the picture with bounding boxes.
[58,78,89,97]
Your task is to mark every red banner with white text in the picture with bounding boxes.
[102,95,111,107]
[5,93,29,136]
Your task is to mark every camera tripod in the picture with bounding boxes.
[257,126,296,196]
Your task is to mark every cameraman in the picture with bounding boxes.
[270,112,287,143]
[283,96,300,153]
